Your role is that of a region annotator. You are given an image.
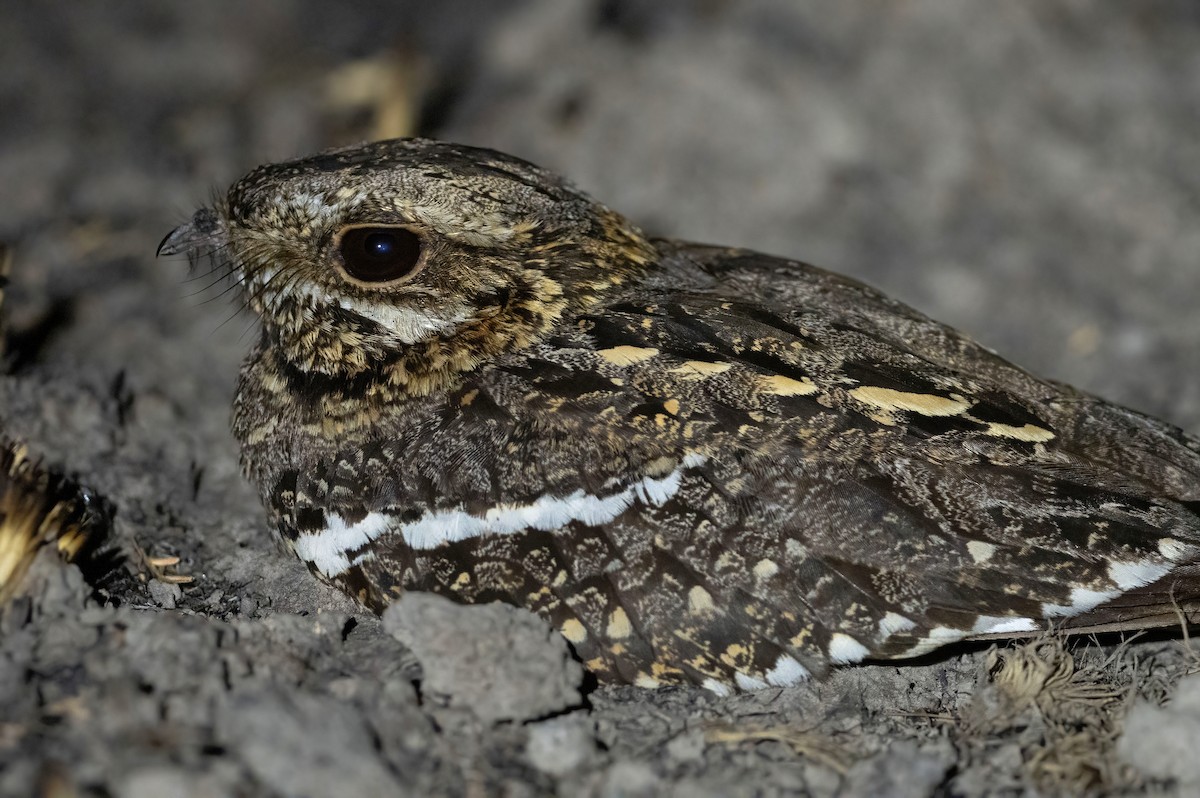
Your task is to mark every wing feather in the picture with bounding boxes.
[283,245,1200,686]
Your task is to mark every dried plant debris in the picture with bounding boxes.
[323,53,426,143]
[957,635,1141,793]
[703,723,857,774]
[0,437,116,608]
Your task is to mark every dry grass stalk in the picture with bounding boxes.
[704,722,856,773]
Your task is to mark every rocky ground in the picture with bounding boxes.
[2,2,1200,795]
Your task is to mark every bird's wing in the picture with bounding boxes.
[282,246,1200,688]
[666,242,1200,499]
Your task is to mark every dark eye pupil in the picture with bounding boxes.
[339,227,422,282]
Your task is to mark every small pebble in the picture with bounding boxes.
[147,579,182,609]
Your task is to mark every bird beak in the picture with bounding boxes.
[157,208,223,257]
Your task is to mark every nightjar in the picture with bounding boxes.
[160,138,1200,692]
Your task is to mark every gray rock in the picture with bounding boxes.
[382,592,582,724]
[843,739,955,798]
[117,766,227,798]
[526,714,599,777]
[214,686,405,798]
[1117,673,1200,786]
[147,578,182,608]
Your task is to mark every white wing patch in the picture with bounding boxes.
[401,453,707,550]
[878,611,917,639]
[1107,558,1170,591]
[901,556,1179,657]
[734,672,769,691]
[1042,556,1171,617]
[1159,537,1192,561]
[972,615,1038,635]
[765,654,810,686]
[293,512,393,577]
[702,678,732,697]
[293,454,708,575]
[700,653,810,694]
[902,626,969,658]
[828,633,870,664]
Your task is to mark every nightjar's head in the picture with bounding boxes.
[160,139,655,380]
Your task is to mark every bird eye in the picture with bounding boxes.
[337,226,423,283]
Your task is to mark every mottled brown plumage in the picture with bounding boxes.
[161,138,1200,691]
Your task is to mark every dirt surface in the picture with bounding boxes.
[2,2,1199,795]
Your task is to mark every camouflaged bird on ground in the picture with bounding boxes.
[160,138,1200,693]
